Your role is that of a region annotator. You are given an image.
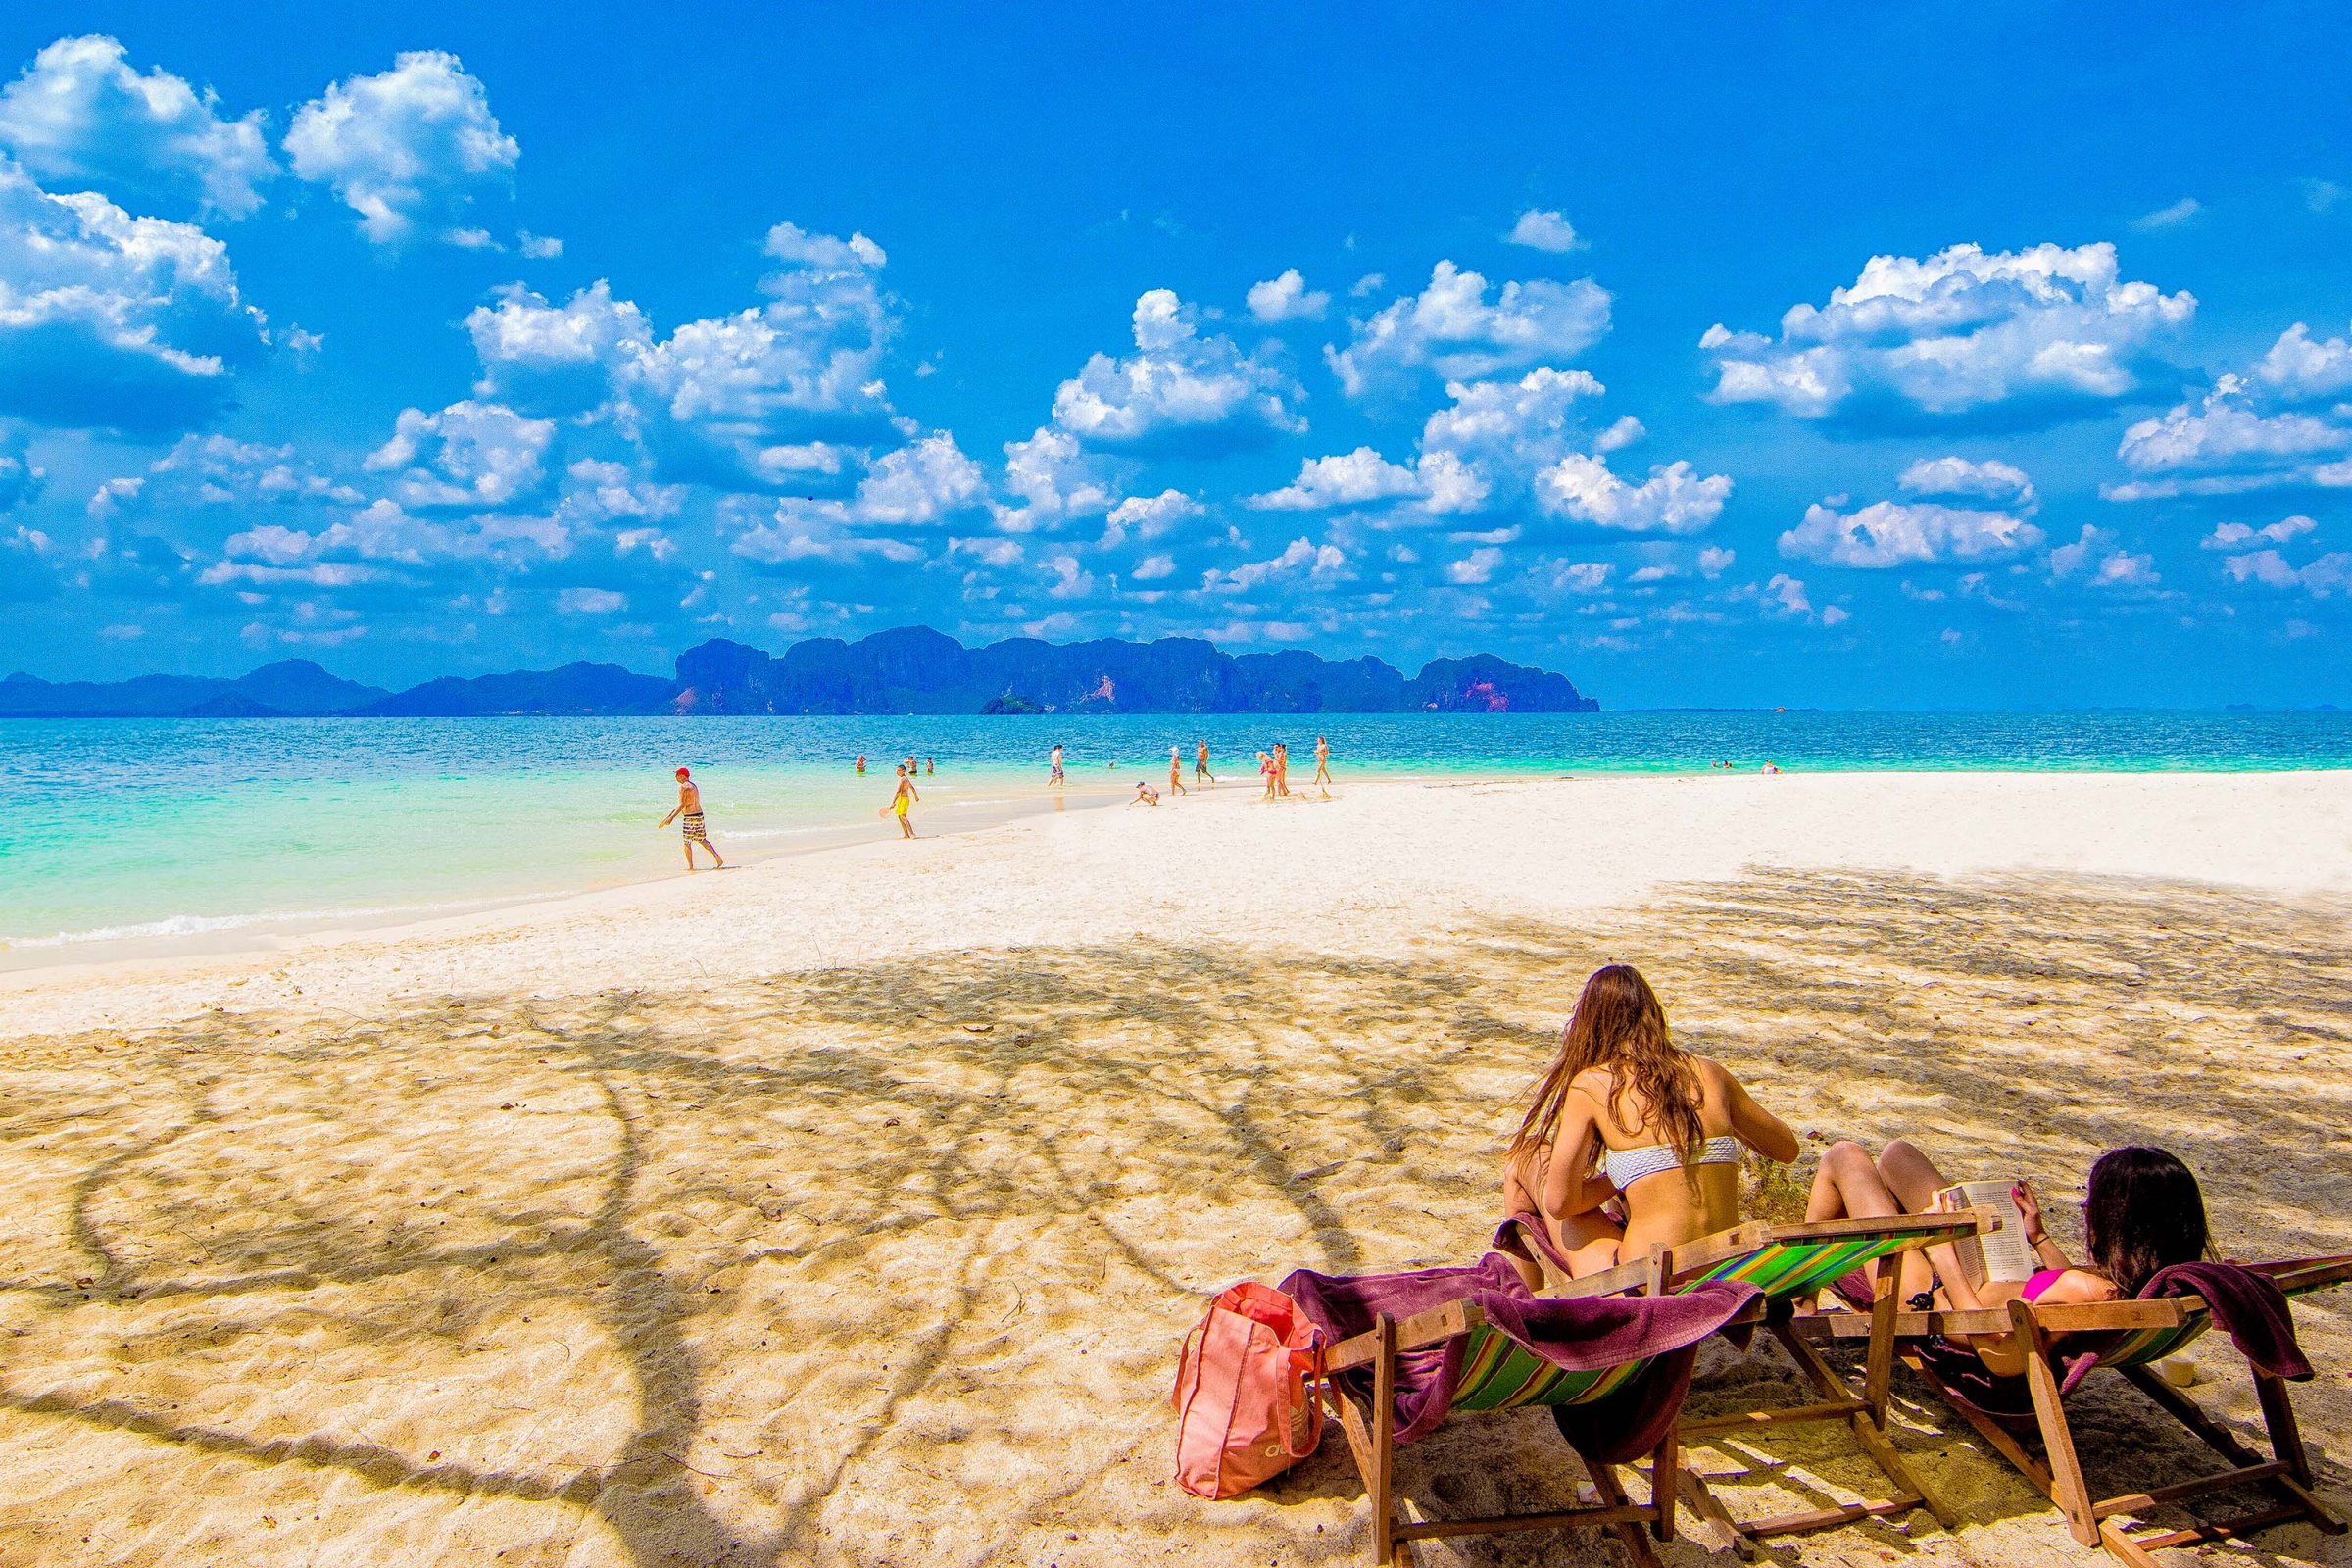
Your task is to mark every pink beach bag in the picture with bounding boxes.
[1171,1281,1328,1499]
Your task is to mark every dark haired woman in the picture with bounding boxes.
[1806,1139,2212,1376]
[1501,963,1800,1280]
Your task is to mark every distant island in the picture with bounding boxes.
[0,627,1598,718]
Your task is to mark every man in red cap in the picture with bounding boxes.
[659,766,724,870]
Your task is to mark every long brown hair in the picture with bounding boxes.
[1509,964,1705,1161]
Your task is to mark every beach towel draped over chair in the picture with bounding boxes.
[1499,1208,1993,1557]
[1280,1250,1759,1568]
[1799,1251,2352,1567]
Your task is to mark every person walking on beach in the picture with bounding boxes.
[884,763,920,839]
[1050,744,1065,786]
[1256,751,1276,801]
[1273,741,1291,798]
[1168,744,1188,796]
[1312,735,1332,788]
[660,767,724,870]
[1196,738,1213,785]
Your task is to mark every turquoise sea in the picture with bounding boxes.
[3,710,2349,955]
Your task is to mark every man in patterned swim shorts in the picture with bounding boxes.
[659,766,725,871]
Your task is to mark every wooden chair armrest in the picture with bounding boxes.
[1794,1297,2194,1341]
[1325,1299,1485,1373]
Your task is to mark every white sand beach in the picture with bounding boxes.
[1,771,2349,1567]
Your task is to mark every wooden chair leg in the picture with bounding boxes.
[2011,1299,2098,1547]
[2120,1364,2347,1536]
[1585,1452,1664,1568]
[1863,1268,1898,1424]
[2252,1371,2312,1486]
[1649,1415,1679,1542]
[1372,1314,1398,1566]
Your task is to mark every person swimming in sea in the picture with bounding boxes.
[660,767,725,871]
[855,754,867,775]
[883,763,920,839]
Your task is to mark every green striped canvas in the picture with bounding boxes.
[1449,1324,1648,1410]
[2095,1268,2335,1367]
[2101,1318,2212,1367]
[1689,1230,1959,1300]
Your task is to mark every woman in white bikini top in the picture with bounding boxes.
[1502,963,1799,1281]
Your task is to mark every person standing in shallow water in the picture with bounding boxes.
[661,767,724,871]
[1050,744,1065,786]
[885,763,920,839]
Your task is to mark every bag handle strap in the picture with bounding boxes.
[1276,1331,1329,1459]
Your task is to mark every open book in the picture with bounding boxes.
[1936,1181,2038,1287]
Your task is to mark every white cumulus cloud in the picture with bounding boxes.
[285,51,519,244]
[0,35,277,218]
[365,399,555,511]
[1781,498,2044,568]
[993,424,1115,533]
[1250,447,1425,511]
[1246,268,1328,322]
[1536,455,1730,535]
[1505,209,1581,253]
[1052,288,1304,452]
[1328,260,1610,399]
[1701,241,2193,421]
[1897,455,2036,509]
[1101,489,1201,547]
[0,158,269,433]
[466,226,897,485]
[2203,514,2317,550]
[2253,320,2352,403]
[2108,373,2352,499]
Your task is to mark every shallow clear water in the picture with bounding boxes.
[2,710,2347,949]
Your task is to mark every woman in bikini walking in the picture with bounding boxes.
[1501,963,1798,1282]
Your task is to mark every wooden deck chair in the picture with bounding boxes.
[1802,1252,2352,1567]
[1510,1210,1992,1557]
[1322,1298,1685,1568]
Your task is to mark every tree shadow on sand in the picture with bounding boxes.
[0,867,2343,1565]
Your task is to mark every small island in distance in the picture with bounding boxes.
[0,626,1599,718]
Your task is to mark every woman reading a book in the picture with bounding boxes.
[1806,1140,2211,1376]
[1500,963,1800,1281]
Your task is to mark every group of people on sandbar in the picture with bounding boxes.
[1500,962,2213,1375]
[1126,735,1334,806]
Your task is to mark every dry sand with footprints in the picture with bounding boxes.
[1,771,2349,1568]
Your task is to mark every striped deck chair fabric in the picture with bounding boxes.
[1447,1323,1649,1412]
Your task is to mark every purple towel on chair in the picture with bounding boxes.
[1919,1259,2312,1419]
[2060,1260,2311,1393]
[1279,1250,1758,1459]
[1494,1211,1580,1281]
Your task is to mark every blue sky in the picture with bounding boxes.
[3,3,2351,708]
